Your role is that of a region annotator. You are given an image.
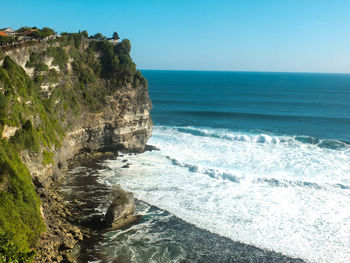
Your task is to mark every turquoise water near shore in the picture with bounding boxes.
[101,71,350,262]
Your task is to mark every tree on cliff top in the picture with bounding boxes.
[16,27,31,33]
[93,33,106,40]
[0,36,15,45]
[30,27,55,38]
[81,30,88,38]
[115,39,131,54]
[112,32,120,41]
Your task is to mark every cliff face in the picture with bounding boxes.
[62,82,152,153]
[21,71,153,187]
[22,81,153,187]
[0,36,152,261]
[1,38,153,185]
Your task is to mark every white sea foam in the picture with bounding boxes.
[100,126,350,263]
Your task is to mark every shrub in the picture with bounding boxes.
[2,56,35,98]
[0,139,45,255]
[10,120,40,152]
[47,68,59,83]
[114,39,131,54]
[93,33,106,40]
[46,47,67,70]
[0,36,15,45]
[25,52,42,68]
[42,150,54,166]
[35,62,49,72]
[30,27,55,39]
[0,233,35,262]
[59,32,84,48]
[81,30,88,38]
[0,92,6,109]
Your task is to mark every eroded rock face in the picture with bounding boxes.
[64,84,153,153]
[0,42,60,77]
[105,186,135,227]
[1,124,19,139]
[3,41,153,187]
[21,81,153,188]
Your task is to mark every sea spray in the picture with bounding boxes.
[100,126,350,263]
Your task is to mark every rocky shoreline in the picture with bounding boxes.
[30,87,153,262]
[35,150,143,262]
[35,178,83,262]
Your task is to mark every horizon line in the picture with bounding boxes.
[139,68,350,75]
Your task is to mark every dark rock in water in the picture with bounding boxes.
[122,163,131,168]
[144,144,160,152]
[103,215,142,232]
[81,214,105,230]
[104,186,135,227]
[122,159,128,163]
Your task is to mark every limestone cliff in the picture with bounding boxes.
[0,34,152,261]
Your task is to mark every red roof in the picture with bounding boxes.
[0,31,7,36]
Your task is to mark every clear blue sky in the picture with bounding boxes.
[1,0,350,73]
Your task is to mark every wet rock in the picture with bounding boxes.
[92,152,103,158]
[104,215,142,232]
[104,186,135,227]
[71,199,80,205]
[62,253,78,263]
[60,233,76,250]
[34,186,83,262]
[69,226,83,240]
[81,214,105,229]
[144,144,160,152]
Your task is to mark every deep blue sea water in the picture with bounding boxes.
[98,71,350,263]
[146,70,350,142]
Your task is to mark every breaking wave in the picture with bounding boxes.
[100,126,350,263]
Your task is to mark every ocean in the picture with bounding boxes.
[97,70,350,262]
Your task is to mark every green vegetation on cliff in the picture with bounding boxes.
[0,139,44,260]
[90,38,147,88]
[0,30,147,260]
